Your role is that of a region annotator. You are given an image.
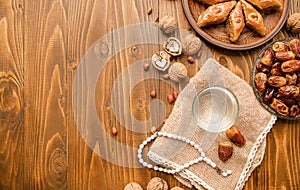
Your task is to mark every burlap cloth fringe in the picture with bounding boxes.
[148,58,277,190]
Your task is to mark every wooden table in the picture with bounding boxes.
[0,0,299,189]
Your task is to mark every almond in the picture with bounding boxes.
[167,94,174,104]
[187,56,194,63]
[173,91,178,100]
[162,73,170,80]
[151,126,157,134]
[147,7,152,15]
[112,127,118,135]
[144,63,150,71]
[150,90,156,98]
[226,125,246,147]
[218,141,233,162]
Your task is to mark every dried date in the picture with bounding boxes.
[278,85,299,98]
[286,73,297,85]
[275,51,296,61]
[269,98,289,116]
[272,41,289,52]
[260,49,274,66]
[289,39,300,59]
[267,76,287,87]
[281,60,300,72]
[270,67,283,76]
[254,72,268,92]
[280,97,296,107]
[256,63,270,73]
[263,88,275,104]
[290,105,300,117]
[255,39,300,118]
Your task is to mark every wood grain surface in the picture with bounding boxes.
[0,0,299,190]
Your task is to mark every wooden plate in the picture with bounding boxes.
[182,0,289,50]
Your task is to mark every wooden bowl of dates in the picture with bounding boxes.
[252,38,300,120]
[182,0,289,50]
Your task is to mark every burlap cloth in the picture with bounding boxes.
[148,58,277,190]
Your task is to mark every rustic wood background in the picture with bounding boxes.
[0,0,299,189]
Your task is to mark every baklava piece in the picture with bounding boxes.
[227,2,245,42]
[241,0,266,36]
[197,1,237,27]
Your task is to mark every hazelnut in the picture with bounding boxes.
[226,125,246,147]
[168,62,188,82]
[182,34,202,55]
[287,13,300,33]
[218,142,233,162]
[159,16,177,34]
[147,177,168,190]
[124,182,143,190]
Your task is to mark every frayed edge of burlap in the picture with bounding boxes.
[148,115,277,190]
[235,115,277,190]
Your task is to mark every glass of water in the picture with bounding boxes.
[192,85,239,133]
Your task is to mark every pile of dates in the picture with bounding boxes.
[254,38,300,118]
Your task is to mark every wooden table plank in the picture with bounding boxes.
[0,0,24,189]
[23,0,68,189]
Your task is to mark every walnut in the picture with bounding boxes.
[152,51,171,71]
[124,182,143,190]
[170,187,184,190]
[287,13,300,33]
[159,16,177,34]
[164,37,182,56]
[147,177,168,190]
[168,62,188,82]
[182,34,202,55]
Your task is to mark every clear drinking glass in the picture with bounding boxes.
[192,85,239,133]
